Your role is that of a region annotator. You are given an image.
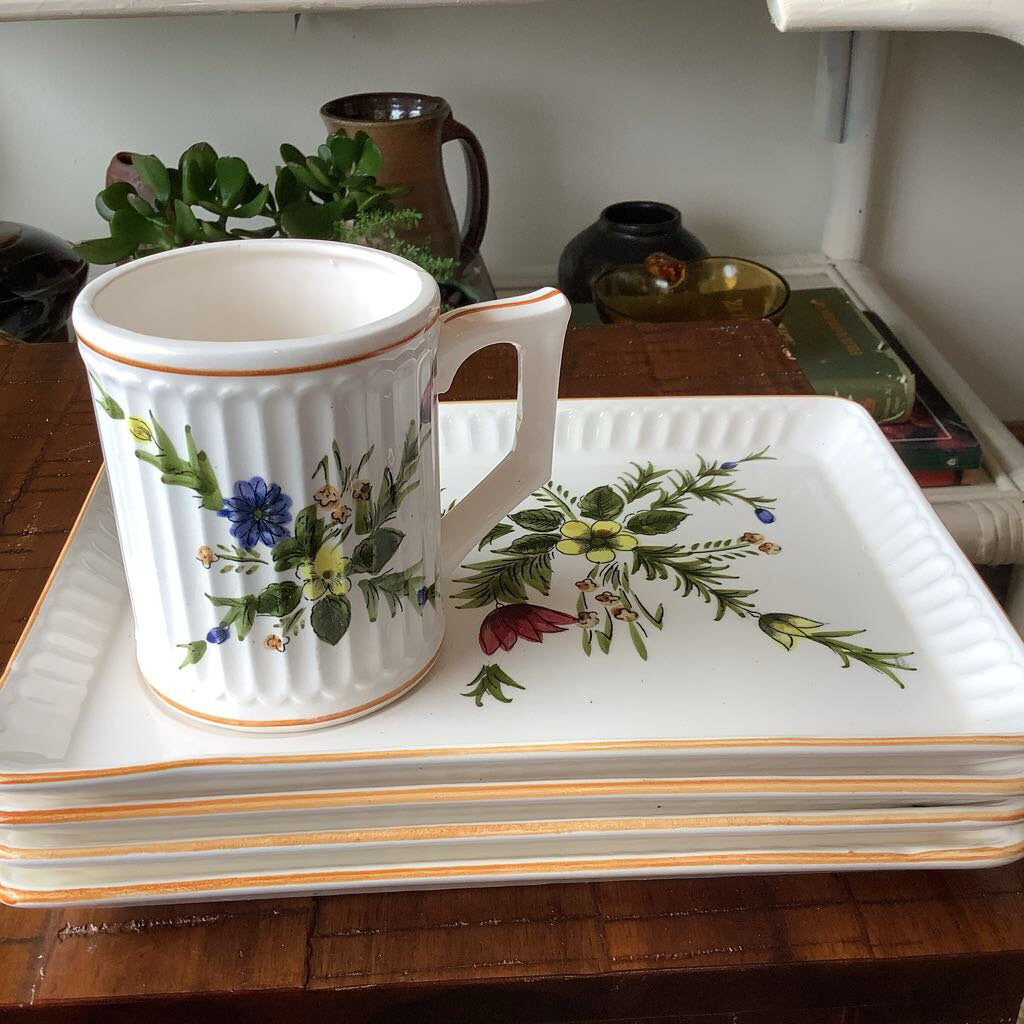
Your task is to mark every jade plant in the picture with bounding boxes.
[74,133,470,299]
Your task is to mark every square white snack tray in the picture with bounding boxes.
[4,805,1023,907]
[2,398,1023,811]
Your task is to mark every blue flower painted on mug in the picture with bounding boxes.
[416,585,429,607]
[206,626,230,644]
[218,477,293,547]
[754,507,776,525]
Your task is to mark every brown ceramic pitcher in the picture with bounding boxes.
[320,93,489,261]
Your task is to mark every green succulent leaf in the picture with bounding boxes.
[232,184,270,220]
[95,182,137,222]
[181,156,216,205]
[279,142,306,166]
[131,153,171,203]
[215,156,249,208]
[327,133,357,173]
[288,163,326,193]
[355,137,383,176]
[126,193,155,217]
[73,234,137,265]
[110,208,168,248]
[229,226,278,239]
[173,199,201,241]
[280,198,352,240]
[199,221,231,242]
[274,166,305,210]
[304,156,334,188]
[179,142,218,182]
[351,130,370,166]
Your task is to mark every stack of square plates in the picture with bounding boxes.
[2,398,1022,907]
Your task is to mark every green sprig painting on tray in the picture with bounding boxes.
[90,375,437,669]
[455,450,915,706]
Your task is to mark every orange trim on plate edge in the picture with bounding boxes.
[3,775,1024,826]
[3,804,1024,861]
[4,841,1024,905]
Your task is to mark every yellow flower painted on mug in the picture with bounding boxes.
[296,545,351,600]
[127,416,152,443]
[263,633,290,652]
[556,520,638,564]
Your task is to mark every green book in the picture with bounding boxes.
[778,288,915,423]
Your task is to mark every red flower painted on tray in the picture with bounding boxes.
[478,603,578,655]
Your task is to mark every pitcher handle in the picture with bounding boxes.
[441,116,490,256]
[436,288,570,578]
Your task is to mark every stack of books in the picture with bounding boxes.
[565,287,981,488]
[778,288,981,488]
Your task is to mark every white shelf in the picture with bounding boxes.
[0,0,526,20]
[4,0,1024,39]
[768,0,1024,48]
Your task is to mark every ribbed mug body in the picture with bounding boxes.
[74,241,445,731]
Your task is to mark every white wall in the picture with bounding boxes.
[866,31,1024,421]
[0,0,830,286]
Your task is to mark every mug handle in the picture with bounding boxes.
[436,288,570,577]
[441,116,489,255]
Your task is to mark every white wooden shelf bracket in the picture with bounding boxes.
[767,0,1024,49]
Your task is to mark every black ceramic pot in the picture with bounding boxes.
[557,201,708,304]
[0,222,87,342]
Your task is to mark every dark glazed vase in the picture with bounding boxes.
[0,222,88,342]
[557,201,709,303]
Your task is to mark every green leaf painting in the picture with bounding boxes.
[91,387,436,669]
[456,450,915,706]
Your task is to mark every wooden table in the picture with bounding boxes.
[1,336,1023,1024]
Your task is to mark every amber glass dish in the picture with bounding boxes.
[594,257,790,324]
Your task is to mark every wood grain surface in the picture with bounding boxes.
[0,332,1022,1023]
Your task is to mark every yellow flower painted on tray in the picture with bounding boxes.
[556,519,638,564]
[296,545,351,600]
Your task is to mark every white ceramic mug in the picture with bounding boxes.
[73,240,569,731]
